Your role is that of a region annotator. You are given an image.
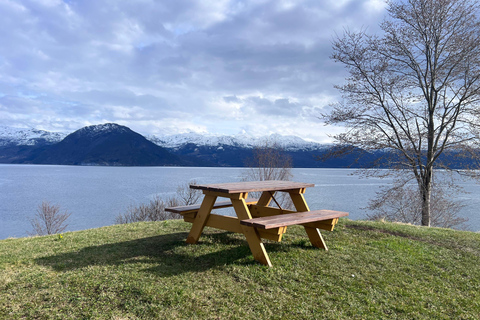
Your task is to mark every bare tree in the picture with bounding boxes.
[366,178,467,229]
[115,181,202,224]
[173,180,202,206]
[243,141,293,182]
[242,140,293,208]
[325,0,480,226]
[29,201,71,236]
[115,195,180,224]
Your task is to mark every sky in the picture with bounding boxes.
[0,0,387,143]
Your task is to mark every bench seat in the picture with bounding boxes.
[165,198,259,215]
[240,209,349,229]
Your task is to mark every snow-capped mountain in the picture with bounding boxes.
[71,123,131,139]
[29,123,182,166]
[147,132,327,151]
[0,126,67,146]
[0,124,340,167]
[0,124,327,151]
[0,123,397,168]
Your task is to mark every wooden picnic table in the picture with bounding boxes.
[166,180,348,267]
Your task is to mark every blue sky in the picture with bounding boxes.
[0,0,386,142]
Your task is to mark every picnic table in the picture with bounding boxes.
[166,180,348,267]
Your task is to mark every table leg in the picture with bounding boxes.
[256,191,273,206]
[304,227,328,250]
[231,198,272,267]
[289,191,328,250]
[186,194,217,244]
[289,192,310,212]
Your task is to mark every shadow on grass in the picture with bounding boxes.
[35,232,264,277]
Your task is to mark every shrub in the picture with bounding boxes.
[115,196,180,224]
[242,140,293,209]
[367,182,467,229]
[29,201,71,236]
[115,181,202,224]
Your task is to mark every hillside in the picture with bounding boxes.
[20,124,184,166]
[0,124,479,168]
[0,124,370,167]
[0,126,67,147]
[1,219,479,319]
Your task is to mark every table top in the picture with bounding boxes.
[190,180,315,194]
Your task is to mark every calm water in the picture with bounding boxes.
[0,164,479,240]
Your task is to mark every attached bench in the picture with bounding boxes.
[166,198,292,242]
[240,209,349,230]
[165,198,259,216]
[241,209,348,250]
[166,196,348,249]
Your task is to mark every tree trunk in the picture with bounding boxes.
[420,168,433,227]
[421,187,431,227]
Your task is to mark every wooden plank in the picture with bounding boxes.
[231,198,272,267]
[186,195,217,244]
[166,198,258,214]
[289,192,310,212]
[256,191,274,207]
[240,210,349,229]
[182,212,196,221]
[202,214,243,233]
[287,191,331,249]
[191,180,314,194]
[249,205,296,217]
[287,187,307,195]
[166,200,231,214]
[183,213,286,242]
[302,218,339,231]
[202,190,249,200]
[304,227,328,250]
[258,228,285,242]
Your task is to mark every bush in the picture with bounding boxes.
[242,141,294,209]
[115,181,202,224]
[29,201,71,236]
[366,182,467,229]
[115,196,180,224]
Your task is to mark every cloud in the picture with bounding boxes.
[0,0,386,141]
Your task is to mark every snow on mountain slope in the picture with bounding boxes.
[0,124,328,151]
[71,123,131,139]
[147,132,328,151]
[0,126,67,146]
[0,124,128,147]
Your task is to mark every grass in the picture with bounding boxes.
[0,219,479,319]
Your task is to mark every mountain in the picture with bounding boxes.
[145,132,337,167]
[0,126,67,163]
[146,132,338,167]
[12,123,184,166]
[1,124,477,168]
[147,132,327,152]
[0,126,66,146]
[0,123,384,167]
[160,141,382,168]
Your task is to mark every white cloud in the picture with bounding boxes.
[0,0,386,142]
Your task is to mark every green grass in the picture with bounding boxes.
[1,219,479,319]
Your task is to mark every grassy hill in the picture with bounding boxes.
[1,219,479,319]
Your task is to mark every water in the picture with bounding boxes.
[0,164,479,240]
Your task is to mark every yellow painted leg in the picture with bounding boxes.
[289,191,310,212]
[231,198,272,267]
[186,194,217,244]
[304,227,328,250]
[256,191,273,206]
[290,190,328,250]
